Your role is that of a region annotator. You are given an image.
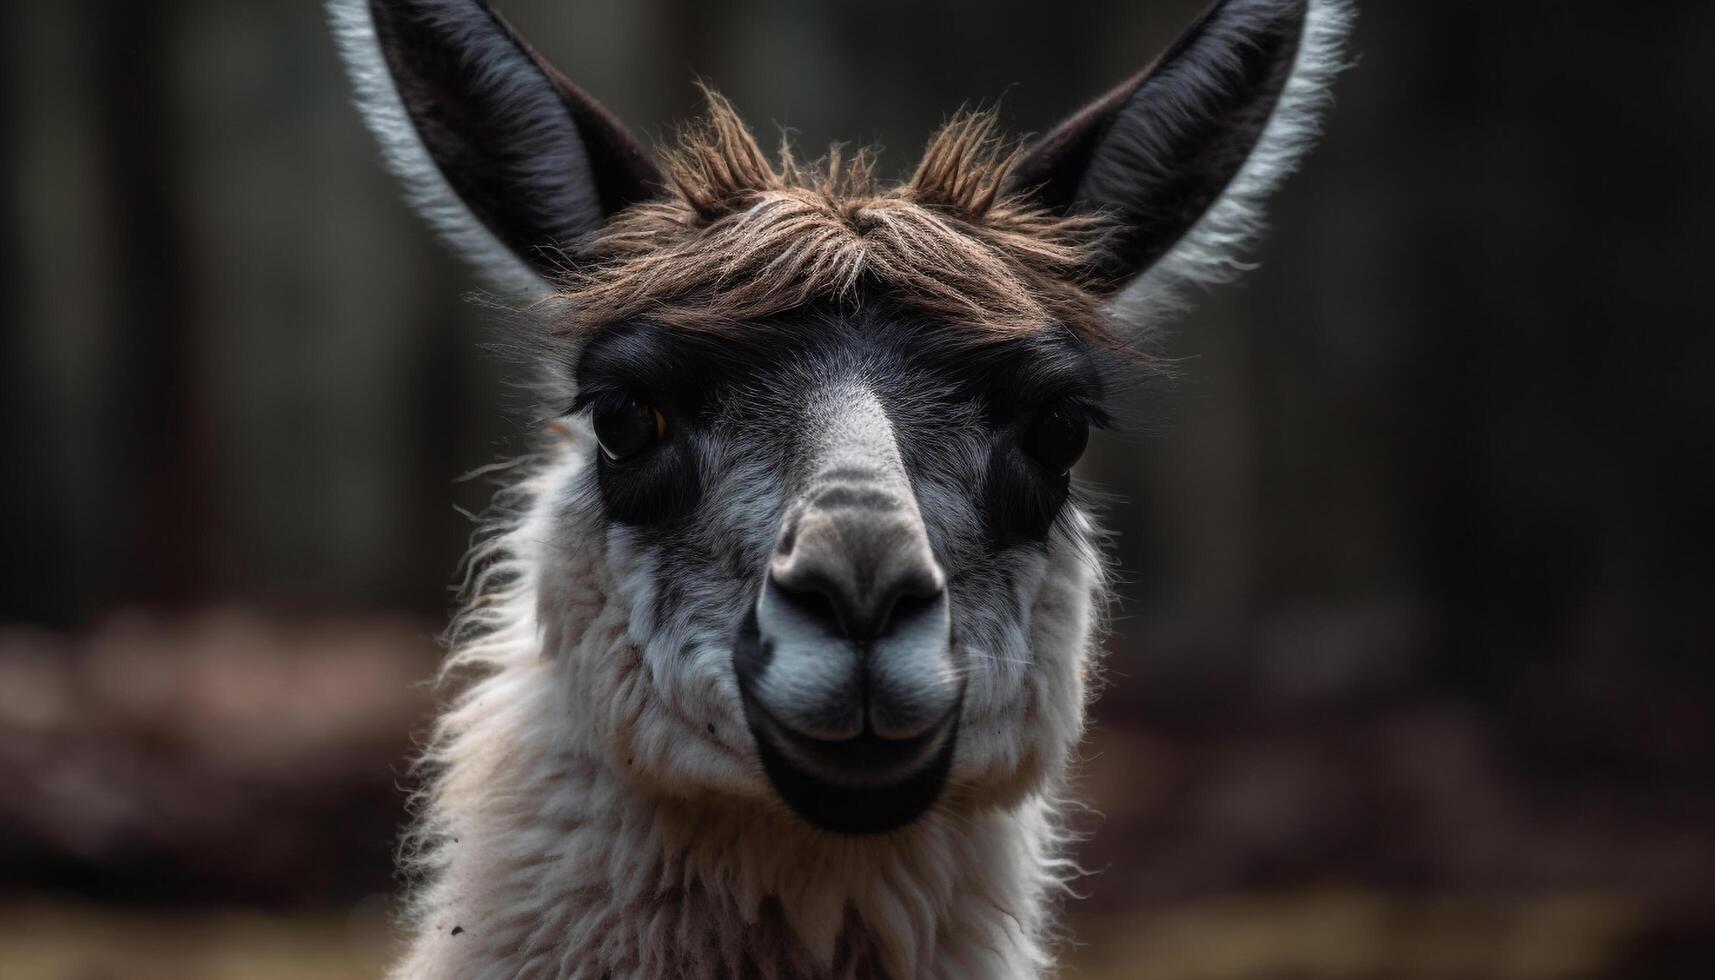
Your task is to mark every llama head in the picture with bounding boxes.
[333,0,1349,834]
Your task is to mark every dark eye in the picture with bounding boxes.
[592,396,666,462]
[1020,405,1089,475]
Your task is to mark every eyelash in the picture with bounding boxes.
[567,382,640,420]
[1032,395,1110,430]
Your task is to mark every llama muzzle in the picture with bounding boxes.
[731,384,963,832]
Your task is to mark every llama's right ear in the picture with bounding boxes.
[328,0,662,296]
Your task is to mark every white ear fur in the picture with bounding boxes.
[1115,0,1356,326]
[327,0,554,299]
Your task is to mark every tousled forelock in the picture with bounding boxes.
[550,88,1120,347]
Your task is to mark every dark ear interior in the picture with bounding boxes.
[361,0,661,282]
[1006,0,1321,293]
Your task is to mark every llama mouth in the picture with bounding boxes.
[733,614,961,834]
[743,691,961,835]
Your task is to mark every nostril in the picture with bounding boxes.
[768,500,948,642]
[768,571,851,636]
[768,566,944,643]
[886,588,941,629]
[754,516,956,749]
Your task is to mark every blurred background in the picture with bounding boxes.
[2,0,1712,977]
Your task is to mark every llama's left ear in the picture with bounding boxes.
[1006,0,1353,297]
[328,0,663,296]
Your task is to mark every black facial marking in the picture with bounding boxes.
[570,305,1113,829]
[912,326,1108,549]
[592,395,665,461]
[1020,405,1091,476]
[982,440,1071,549]
[590,427,701,527]
[573,323,711,526]
[573,307,1112,552]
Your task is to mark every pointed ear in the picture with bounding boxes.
[1006,0,1352,296]
[328,0,662,295]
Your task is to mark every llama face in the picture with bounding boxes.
[564,309,1111,831]
[336,0,1348,834]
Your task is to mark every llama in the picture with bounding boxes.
[328,1,1352,977]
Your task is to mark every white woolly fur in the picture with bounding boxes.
[335,0,1357,975]
[391,425,1101,979]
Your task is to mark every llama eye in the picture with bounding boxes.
[1020,405,1089,476]
[592,397,667,461]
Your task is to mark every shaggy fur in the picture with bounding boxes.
[393,433,1101,979]
[554,93,1117,346]
[324,1,1356,977]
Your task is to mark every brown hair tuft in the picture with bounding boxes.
[551,88,1119,346]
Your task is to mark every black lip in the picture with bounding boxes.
[733,612,960,835]
[753,704,950,785]
[746,698,960,835]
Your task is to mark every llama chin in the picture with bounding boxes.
[328,1,1354,976]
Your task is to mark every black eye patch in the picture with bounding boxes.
[592,427,701,526]
[907,327,1110,547]
[571,321,709,417]
[883,321,1113,425]
[982,439,1070,548]
[571,318,831,417]
[567,311,1114,535]
[571,323,715,525]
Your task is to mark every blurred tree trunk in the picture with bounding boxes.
[87,0,212,606]
[0,13,46,620]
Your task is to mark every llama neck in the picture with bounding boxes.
[394,636,1061,980]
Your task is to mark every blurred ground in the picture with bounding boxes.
[3,611,1709,979]
[0,892,1647,980]
[0,610,436,907]
[0,903,391,980]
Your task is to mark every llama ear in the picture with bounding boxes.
[328,0,662,295]
[1006,0,1352,297]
